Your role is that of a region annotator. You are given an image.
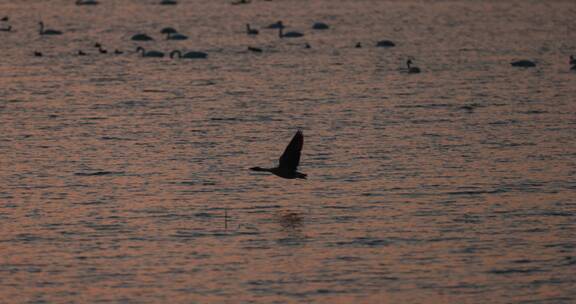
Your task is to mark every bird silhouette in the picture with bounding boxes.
[406,59,421,73]
[76,0,99,5]
[247,46,263,53]
[246,24,259,35]
[279,27,304,38]
[136,47,164,57]
[170,50,207,59]
[511,60,536,67]
[250,130,307,179]
[39,22,62,35]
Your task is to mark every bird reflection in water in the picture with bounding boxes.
[275,210,304,230]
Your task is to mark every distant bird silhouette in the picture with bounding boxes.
[34,51,43,57]
[160,0,177,5]
[78,50,87,56]
[569,55,576,65]
[232,0,250,4]
[161,27,177,35]
[250,130,307,179]
[76,0,99,5]
[136,46,164,57]
[39,22,62,35]
[406,59,421,73]
[170,50,208,59]
[1,16,8,22]
[246,24,258,35]
[114,49,124,55]
[131,33,153,41]
[0,25,11,32]
[94,43,107,53]
[511,60,536,67]
[312,22,329,30]
[279,27,303,38]
[355,42,362,48]
[167,33,188,40]
[304,43,311,49]
[266,21,285,29]
[376,40,395,47]
[248,46,263,53]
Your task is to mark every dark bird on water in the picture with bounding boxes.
[250,130,307,179]
[246,24,258,35]
[510,60,536,67]
[406,59,421,73]
[248,46,263,53]
[39,22,62,35]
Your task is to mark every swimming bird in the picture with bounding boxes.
[376,40,395,47]
[136,46,164,58]
[0,25,11,32]
[265,21,285,29]
[355,42,362,48]
[511,60,536,67]
[160,0,177,5]
[1,16,8,22]
[279,27,304,38]
[167,33,188,40]
[250,130,307,179]
[304,43,311,49]
[76,0,99,5]
[114,49,124,55]
[569,55,576,65]
[78,50,87,56]
[131,33,153,41]
[406,59,421,73]
[170,50,208,59]
[94,43,107,54]
[34,51,43,57]
[39,22,62,35]
[312,22,329,30]
[246,24,258,35]
[248,46,263,53]
[161,27,177,35]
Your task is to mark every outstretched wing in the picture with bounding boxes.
[278,130,303,171]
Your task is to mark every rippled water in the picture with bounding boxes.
[1,0,575,303]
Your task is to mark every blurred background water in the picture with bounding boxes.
[1,0,575,303]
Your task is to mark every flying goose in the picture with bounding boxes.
[250,130,307,179]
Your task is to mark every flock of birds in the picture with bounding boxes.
[2,1,575,72]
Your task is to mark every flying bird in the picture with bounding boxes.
[250,130,307,179]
